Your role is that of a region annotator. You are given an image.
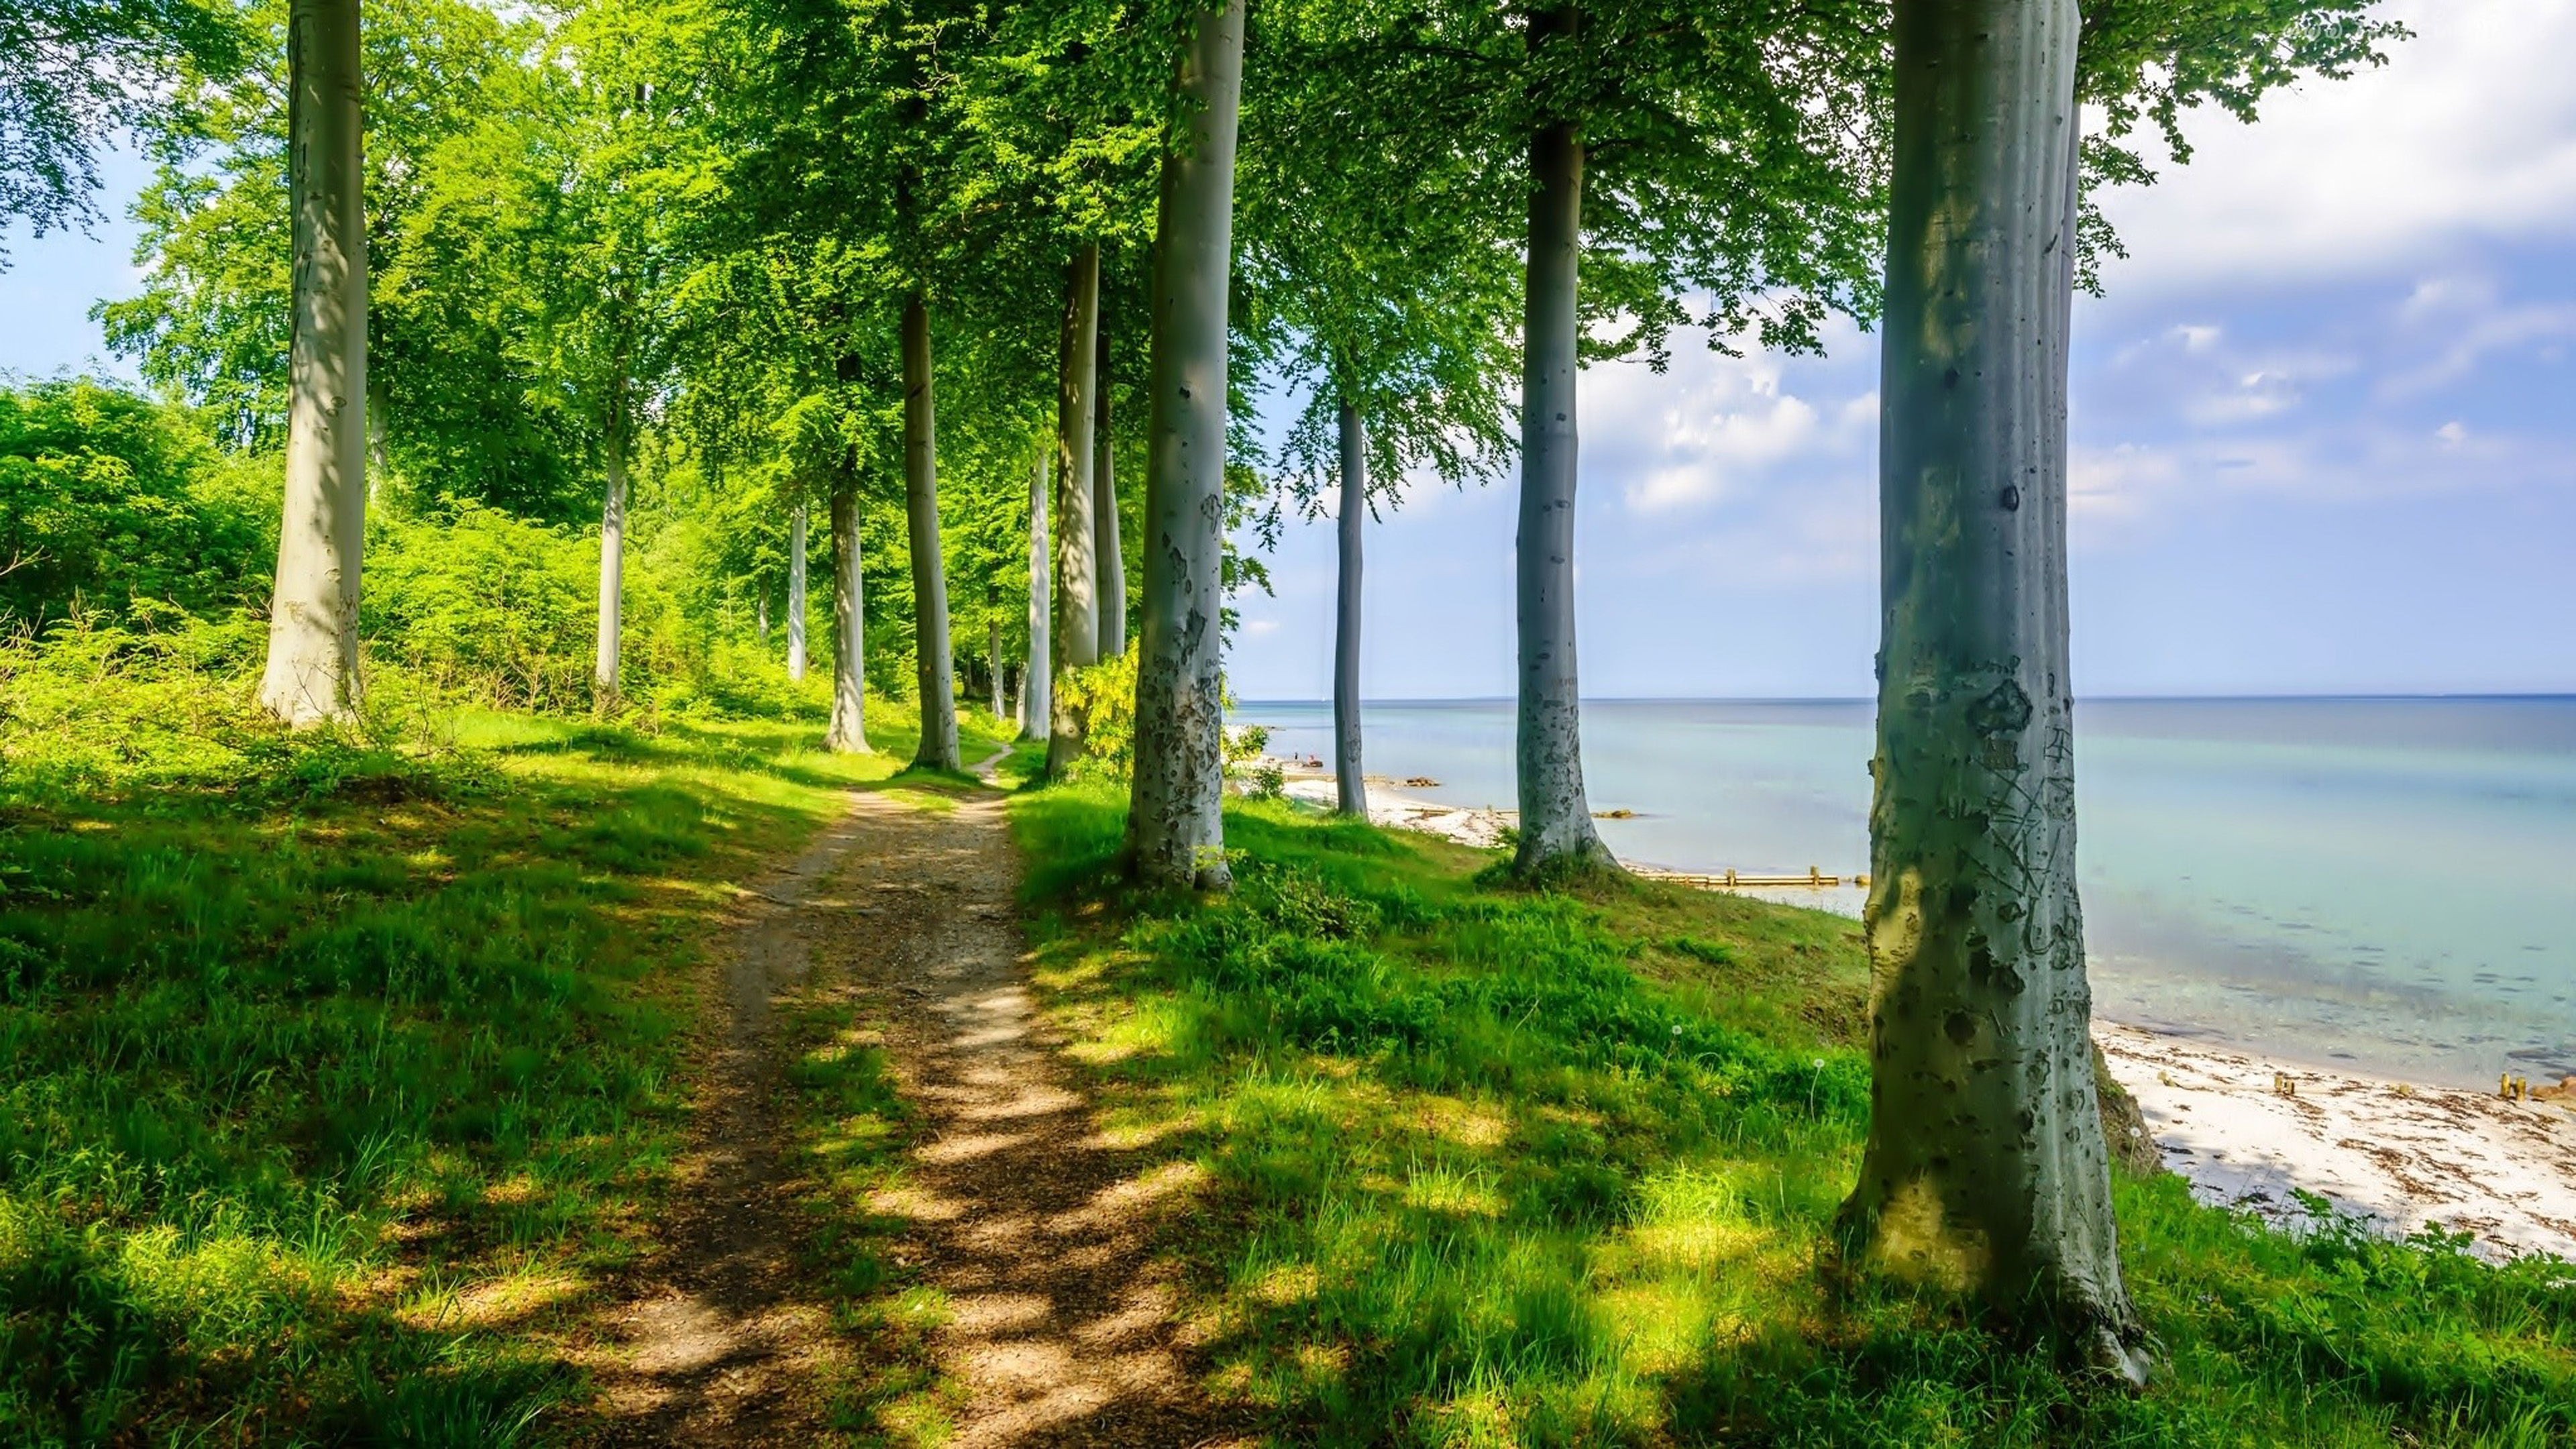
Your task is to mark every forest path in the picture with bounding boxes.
[586,749,1238,1446]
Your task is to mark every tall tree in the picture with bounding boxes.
[1835,0,2142,1373]
[1507,1,1887,875]
[1047,241,1102,773]
[902,294,961,770]
[1024,447,1050,740]
[1093,313,1126,657]
[1837,0,2404,1380]
[1127,0,1246,890]
[826,454,869,751]
[1238,9,1520,819]
[257,0,368,724]
[786,498,808,680]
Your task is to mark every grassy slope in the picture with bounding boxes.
[1007,787,2576,1448]
[0,700,1010,1445]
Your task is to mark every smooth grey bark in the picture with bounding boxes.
[786,502,808,682]
[258,0,366,727]
[1049,243,1102,775]
[902,296,960,771]
[593,424,626,703]
[1510,47,1612,876]
[1333,398,1367,817]
[1024,449,1051,741]
[757,588,769,644]
[1127,0,1245,890]
[1095,316,1126,658]
[1837,0,2147,1385]
[825,476,868,753]
[987,616,1004,720]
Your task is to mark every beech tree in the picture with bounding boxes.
[1839,0,2404,1377]
[1048,242,1103,773]
[1094,314,1128,657]
[258,0,368,724]
[900,294,961,770]
[1025,448,1051,740]
[1831,0,2149,1378]
[1126,0,1246,889]
[1238,9,1520,818]
[1515,2,1886,875]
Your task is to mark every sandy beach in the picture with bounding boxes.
[1257,758,2576,1266]
[2100,1024,2576,1263]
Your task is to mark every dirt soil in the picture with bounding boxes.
[582,759,1242,1446]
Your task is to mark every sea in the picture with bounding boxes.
[1230,697,2576,1090]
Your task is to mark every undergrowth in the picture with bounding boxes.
[1008,786,2576,1448]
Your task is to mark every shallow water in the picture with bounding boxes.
[1234,698,2576,1089]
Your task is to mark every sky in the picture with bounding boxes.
[5,0,2573,701]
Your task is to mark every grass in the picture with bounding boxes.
[1006,785,2576,1448]
[11,663,2567,1446]
[0,688,1011,1446]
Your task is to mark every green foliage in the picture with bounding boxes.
[364,504,605,712]
[2074,0,2411,288]
[1052,650,1137,784]
[1008,789,2576,1446]
[0,379,270,626]
[0,0,245,259]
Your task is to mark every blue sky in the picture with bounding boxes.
[5,0,2571,700]
[1226,0,2576,700]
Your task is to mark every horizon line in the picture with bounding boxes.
[1230,692,2576,706]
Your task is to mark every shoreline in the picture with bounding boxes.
[1258,759,2576,1265]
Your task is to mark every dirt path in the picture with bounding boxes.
[583,802,873,1442]
[586,759,1236,1446]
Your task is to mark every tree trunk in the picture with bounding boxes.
[826,473,869,753]
[258,0,367,727]
[1836,0,2147,1385]
[786,502,808,682]
[1511,19,1611,877]
[1333,398,1367,817]
[1024,449,1051,741]
[1049,243,1102,775]
[594,423,625,705]
[987,616,1005,720]
[757,588,769,644]
[1095,314,1126,658]
[1127,0,1245,891]
[903,296,961,771]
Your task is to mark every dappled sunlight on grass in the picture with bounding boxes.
[1007,786,2576,1447]
[0,698,1008,1442]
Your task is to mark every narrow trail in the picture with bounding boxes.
[584,798,871,1442]
[585,751,1238,1446]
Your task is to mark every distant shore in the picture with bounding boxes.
[1256,757,2576,1265]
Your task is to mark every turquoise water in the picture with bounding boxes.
[1232,698,2576,1089]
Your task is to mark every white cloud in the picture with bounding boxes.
[2070,417,2573,546]
[2088,0,2576,296]
[1575,327,1873,514]
[2377,290,2576,397]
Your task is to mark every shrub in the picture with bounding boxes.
[1053,651,1138,784]
[0,379,272,627]
[362,504,600,711]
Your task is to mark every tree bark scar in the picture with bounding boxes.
[1969,680,2033,735]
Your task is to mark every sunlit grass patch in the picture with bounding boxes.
[1007,788,2576,1447]
[0,694,1007,1443]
